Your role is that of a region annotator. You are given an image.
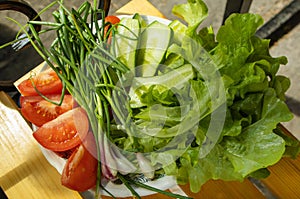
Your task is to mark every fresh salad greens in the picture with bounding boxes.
[7,0,299,198]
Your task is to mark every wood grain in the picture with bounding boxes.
[13,61,46,91]
[261,156,300,198]
[115,0,165,18]
[101,179,265,199]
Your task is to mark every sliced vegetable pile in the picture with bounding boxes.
[12,0,300,198]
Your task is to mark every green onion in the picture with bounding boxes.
[118,173,193,199]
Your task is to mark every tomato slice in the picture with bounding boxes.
[20,94,74,127]
[61,132,98,192]
[18,68,63,96]
[54,146,79,159]
[33,107,89,152]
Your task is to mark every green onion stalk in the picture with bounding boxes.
[4,0,191,198]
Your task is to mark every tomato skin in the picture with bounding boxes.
[33,107,89,152]
[20,94,74,127]
[104,15,120,44]
[18,68,63,96]
[105,15,120,25]
[61,132,98,192]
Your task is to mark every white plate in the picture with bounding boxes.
[40,146,179,197]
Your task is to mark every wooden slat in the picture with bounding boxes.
[182,180,265,199]
[0,91,82,199]
[13,61,46,91]
[260,123,300,197]
[261,156,300,198]
[101,179,265,199]
[115,0,165,18]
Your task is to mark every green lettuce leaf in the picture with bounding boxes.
[222,88,293,177]
[172,0,208,29]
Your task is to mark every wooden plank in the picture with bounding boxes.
[0,91,82,199]
[260,123,300,198]
[115,0,165,18]
[261,156,300,198]
[101,179,265,199]
[13,61,46,90]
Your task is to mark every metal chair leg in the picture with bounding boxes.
[98,0,111,19]
[222,0,253,24]
[256,0,300,46]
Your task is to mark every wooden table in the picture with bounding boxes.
[1,0,300,198]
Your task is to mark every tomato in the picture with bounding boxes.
[104,15,120,44]
[61,132,98,192]
[105,15,120,25]
[33,107,89,152]
[18,68,63,96]
[20,94,74,127]
[54,146,79,159]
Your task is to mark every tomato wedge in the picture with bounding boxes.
[33,107,89,152]
[20,94,74,127]
[61,132,98,192]
[18,68,63,96]
[54,146,79,159]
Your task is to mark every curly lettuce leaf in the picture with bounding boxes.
[176,145,243,193]
[213,14,264,79]
[172,89,293,192]
[160,2,298,192]
[172,0,208,29]
[222,88,293,176]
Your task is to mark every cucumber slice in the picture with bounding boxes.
[113,17,140,73]
[136,21,172,77]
